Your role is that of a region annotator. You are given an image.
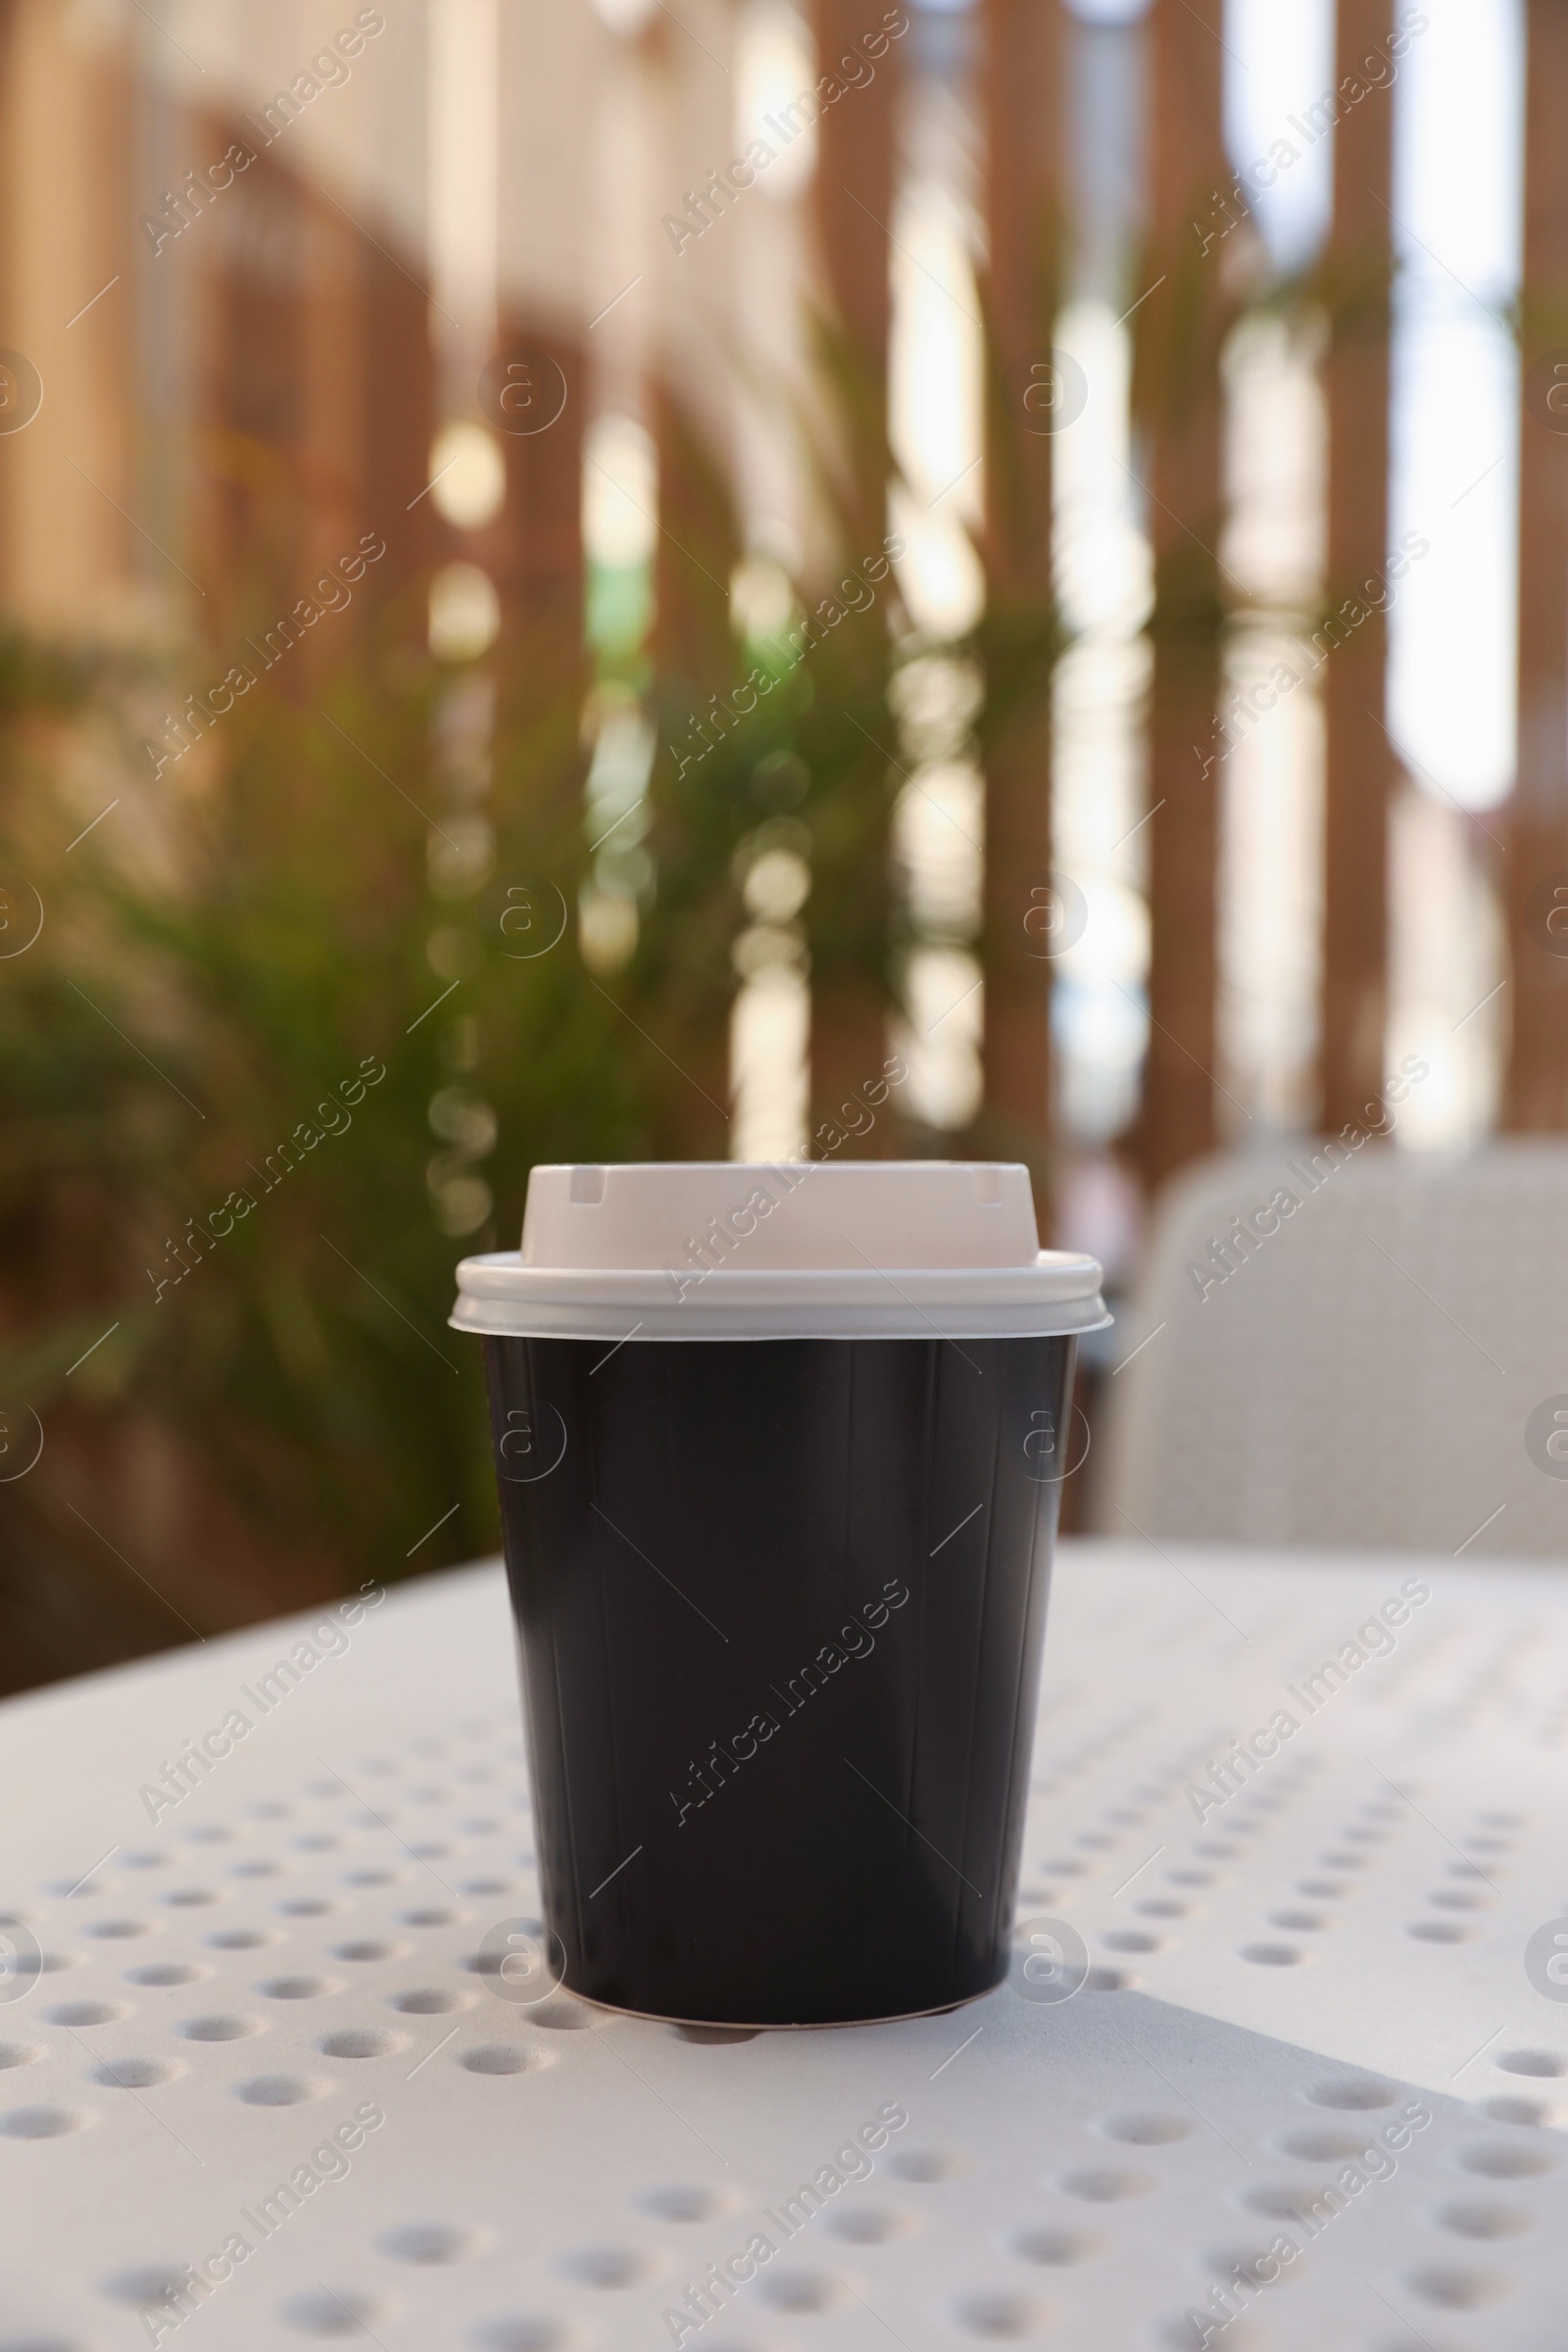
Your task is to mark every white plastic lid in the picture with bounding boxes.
[451,1161,1108,1342]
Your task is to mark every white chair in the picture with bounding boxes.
[1094,1139,1568,1558]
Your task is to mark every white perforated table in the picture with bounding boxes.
[2,1541,1566,2351]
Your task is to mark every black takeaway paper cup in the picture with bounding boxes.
[452,1161,1107,2029]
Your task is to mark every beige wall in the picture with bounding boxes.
[0,0,144,634]
[0,0,816,638]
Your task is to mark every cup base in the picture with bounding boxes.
[566,1982,996,2034]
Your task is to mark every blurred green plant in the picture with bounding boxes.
[0,626,654,1656]
[0,555,941,1672]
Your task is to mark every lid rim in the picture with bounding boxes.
[451,1253,1109,1342]
[453,1252,1103,1300]
[450,1306,1110,1342]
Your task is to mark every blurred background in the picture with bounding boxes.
[0,0,1556,1690]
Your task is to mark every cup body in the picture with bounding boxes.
[483,1329,1075,2027]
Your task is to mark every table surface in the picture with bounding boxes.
[2,1539,1566,2351]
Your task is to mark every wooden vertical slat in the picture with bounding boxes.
[979,0,1063,1192]
[491,0,590,690]
[638,6,743,1159]
[645,7,738,704]
[650,377,740,1161]
[495,326,586,708]
[200,140,308,647]
[807,0,902,1142]
[1131,0,1229,1192]
[653,383,741,699]
[808,0,899,553]
[299,186,366,674]
[357,211,437,622]
[1320,0,1396,1131]
[1505,0,1568,1127]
